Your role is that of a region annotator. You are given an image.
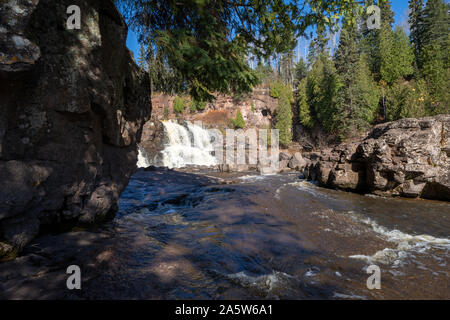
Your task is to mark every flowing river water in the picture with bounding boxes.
[2,167,448,299]
[1,121,449,299]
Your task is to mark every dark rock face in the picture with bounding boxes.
[0,0,151,259]
[303,115,450,201]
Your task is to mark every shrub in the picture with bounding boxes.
[191,98,207,111]
[173,96,186,114]
[385,79,427,121]
[230,109,245,129]
[163,106,169,119]
[269,80,285,99]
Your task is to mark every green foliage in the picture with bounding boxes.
[278,51,295,86]
[137,44,147,70]
[173,96,186,114]
[274,83,293,147]
[297,78,314,128]
[163,106,169,120]
[190,98,207,112]
[385,79,428,121]
[189,101,196,114]
[117,0,375,100]
[230,109,245,129]
[342,55,380,131]
[418,0,450,113]
[308,26,329,67]
[409,0,425,67]
[255,62,275,85]
[306,55,342,134]
[269,80,289,99]
[334,22,379,136]
[379,27,414,86]
[251,102,256,112]
[294,58,308,86]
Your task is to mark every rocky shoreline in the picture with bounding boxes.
[163,115,450,202]
[302,115,450,201]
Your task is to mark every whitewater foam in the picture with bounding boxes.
[151,121,218,168]
[349,215,450,265]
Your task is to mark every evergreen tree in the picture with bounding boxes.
[408,0,425,68]
[117,0,365,101]
[420,0,450,113]
[231,109,245,129]
[306,55,341,134]
[349,55,380,130]
[275,85,294,147]
[297,78,314,128]
[279,51,295,86]
[255,61,275,84]
[334,22,379,136]
[334,23,359,87]
[149,49,186,94]
[294,58,308,86]
[308,26,329,66]
[380,0,395,27]
[380,27,414,86]
[385,79,428,121]
[137,44,148,70]
[360,0,396,77]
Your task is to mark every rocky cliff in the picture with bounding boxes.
[151,88,278,128]
[0,0,151,260]
[304,115,450,201]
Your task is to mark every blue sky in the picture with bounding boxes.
[125,1,411,60]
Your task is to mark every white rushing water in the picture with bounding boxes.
[139,120,217,169]
[137,148,151,168]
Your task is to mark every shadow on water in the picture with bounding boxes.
[1,168,449,300]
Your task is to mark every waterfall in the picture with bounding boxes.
[140,120,217,169]
[137,148,150,168]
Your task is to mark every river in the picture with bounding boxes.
[2,167,448,299]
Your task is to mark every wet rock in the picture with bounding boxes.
[279,159,290,170]
[279,152,292,161]
[218,164,250,172]
[303,115,450,201]
[0,0,151,258]
[288,152,307,171]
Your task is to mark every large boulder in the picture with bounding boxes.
[288,152,307,171]
[303,116,450,201]
[0,0,151,260]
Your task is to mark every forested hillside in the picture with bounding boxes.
[131,0,449,144]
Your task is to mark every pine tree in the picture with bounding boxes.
[334,23,359,87]
[380,0,395,27]
[275,85,294,147]
[350,55,380,129]
[408,0,425,67]
[380,27,414,86]
[279,51,295,86]
[334,22,379,136]
[420,0,450,113]
[294,58,308,86]
[360,0,396,78]
[308,26,329,66]
[173,96,186,114]
[297,78,314,128]
[231,109,245,129]
[306,55,341,134]
[137,44,148,70]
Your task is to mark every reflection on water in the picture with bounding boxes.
[1,168,449,299]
